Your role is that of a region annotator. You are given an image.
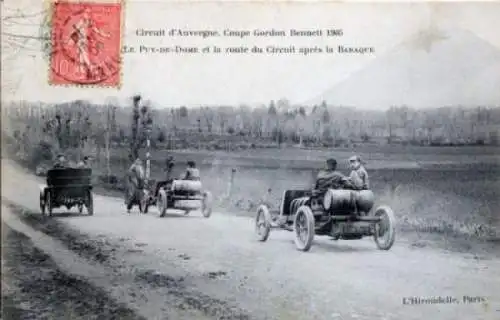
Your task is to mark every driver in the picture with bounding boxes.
[77,156,91,168]
[53,154,67,168]
[315,158,349,191]
[155,156,175,196]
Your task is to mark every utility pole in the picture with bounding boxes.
[105,105,111,181]
[131,95,141,160]
[141,101,153,185]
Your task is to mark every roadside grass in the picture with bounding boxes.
[1,221,144,320]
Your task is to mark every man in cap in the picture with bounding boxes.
[53,154,67,168]
[77,156,91,168]
[314,158,349,191]
[348,155,369,190]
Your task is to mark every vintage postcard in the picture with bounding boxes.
[1,1,499,320]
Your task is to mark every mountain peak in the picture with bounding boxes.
[309,27,500,109]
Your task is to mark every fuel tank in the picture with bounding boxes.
[171,180,203,193]
[323,189,374,214]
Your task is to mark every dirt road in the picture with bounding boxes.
[2,160,500,320]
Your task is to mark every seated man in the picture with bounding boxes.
[347,155,369,190]
[314,158,350,192]
[76,156,91,169]
[53,154,67,168]
[155,158,176,196]
[182,161,200,181]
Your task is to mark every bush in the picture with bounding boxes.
[28,141,55,168]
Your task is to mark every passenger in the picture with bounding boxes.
[182,160,200,181]
[76,156,91,168]
[347,155,369,190]
[315,158,349,191]
[53,154,67,168]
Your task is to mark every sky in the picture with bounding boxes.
[2,0,500,109]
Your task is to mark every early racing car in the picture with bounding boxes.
[255,187,396,251]
[142,179,213,218]
[39,168,94,216]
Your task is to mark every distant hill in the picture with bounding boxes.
[307,28,500,109]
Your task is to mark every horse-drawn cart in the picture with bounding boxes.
[39,168,94,216]
[255,188,396,252]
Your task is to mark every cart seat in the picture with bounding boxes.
[280,190,310,216]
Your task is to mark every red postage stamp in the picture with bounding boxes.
[50,0,123,87]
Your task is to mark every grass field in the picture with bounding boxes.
[68,145,499,242]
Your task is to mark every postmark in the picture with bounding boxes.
[50,0,123,87]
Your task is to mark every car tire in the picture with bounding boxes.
[158,189,167,217]
[255,204,272,242]
[373,205,396,250]
[293,205,315,252]
[86,191,94,216]
[46,191,53,217]
[201,191,213,218]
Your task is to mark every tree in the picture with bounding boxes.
[179,106,188,118]
[157,130,166,143]
[130,95,141,160]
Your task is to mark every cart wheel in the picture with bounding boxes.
[40,189,46,216]
[255,205,272,242]
[158,189,168,217]
[86,191,94,216]
[373,205,396,250]
[201,191,213,218]
[126,201,133,212]
[293,206,315,252]
[46,191,53,217]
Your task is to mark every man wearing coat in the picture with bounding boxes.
[125,157,145,212]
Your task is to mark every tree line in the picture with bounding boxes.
[3,97,500,164]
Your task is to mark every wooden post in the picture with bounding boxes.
[105,106,111,182]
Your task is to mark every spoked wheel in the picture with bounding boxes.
[40,189,46,216]
[201,191,213,218]
[45,191,53,217]
[293,206,315,251]
[41,202,46,216]
[158,189,168,217]
[86,191,94,216]
[373,205,396,250]
[255,205,271,242]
